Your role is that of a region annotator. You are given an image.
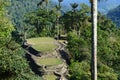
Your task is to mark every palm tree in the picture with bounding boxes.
[37,0,49,11]
[90,0,107,79]
[58,0,63,10]
[90,0,98,80]
[37,0,44,8]
[56,0,63,39]
[70,3,78,34]
[45,0,49,11]
[71,3,78,13]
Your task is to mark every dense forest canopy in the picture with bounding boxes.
[0,1,42,80]
[0,0,120,80]
[8,0,40,30]
[8,0,120,31]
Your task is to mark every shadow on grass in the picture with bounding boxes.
[22,45,41,57]
[22,44,43,76]
[25,53,43,76]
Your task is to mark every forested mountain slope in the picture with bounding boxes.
[98,0,120,14]
[107,5,120,27]
[0,1,42,79]
[8,0,39,30]
[1,0,120,80]
[8,0,120,31]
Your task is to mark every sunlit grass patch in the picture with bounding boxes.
[43,74,57,80]
[27,37,57,52]
[38,58,62,66]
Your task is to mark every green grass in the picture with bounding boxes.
[38,58,62,66]
[43,75,57,80]
[27,37,57,52]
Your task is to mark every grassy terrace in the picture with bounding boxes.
[27,37,62,80]
[38,58,62,66]
[43,75,57,80]
[27,37,57,53]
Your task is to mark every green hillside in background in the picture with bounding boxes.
[1,0,120,80]
[107,5,120,27]
[8,0,39,31]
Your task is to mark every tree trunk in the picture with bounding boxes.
[91,0,97,80]
[45,0,49,12]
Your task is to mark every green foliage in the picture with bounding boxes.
[0,42,31,79]
[98,62,118,80]
[69,61,91,80]
[25,8,57,37]
[4,0,120,79]
[0,6,14,48]
[71,3,78,10]
[7,0,57,38]
[61,4,91,35]
[11,30,23,44]
[67,4,120,80]
[0,2,42,79]
[67,32,90,62]
[8,0,39,29]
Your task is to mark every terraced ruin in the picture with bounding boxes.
[23,37,69,80]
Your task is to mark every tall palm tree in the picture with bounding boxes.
[37,0,49,11]
[45,0,49,11]
[56,0,63,39]
[71,3,78,12]
[70,3,78,34]
[90,0,98,80]
[58,0,63,10]
[90,0,107,79]
[37,0,44,8]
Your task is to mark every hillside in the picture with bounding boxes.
[1,0,120,80]
[8,0,120,31]
[98,0,120,14]
[107,5,120,27]
[8,0,39,30]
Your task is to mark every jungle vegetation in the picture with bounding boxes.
[0,0,120,80]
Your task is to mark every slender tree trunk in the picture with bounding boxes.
[91,0,97,80]
[57,2,61,40]
[46,3,48,12]
[56,17,59,39]
[45,0,49,12]
[59,2,60,9]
